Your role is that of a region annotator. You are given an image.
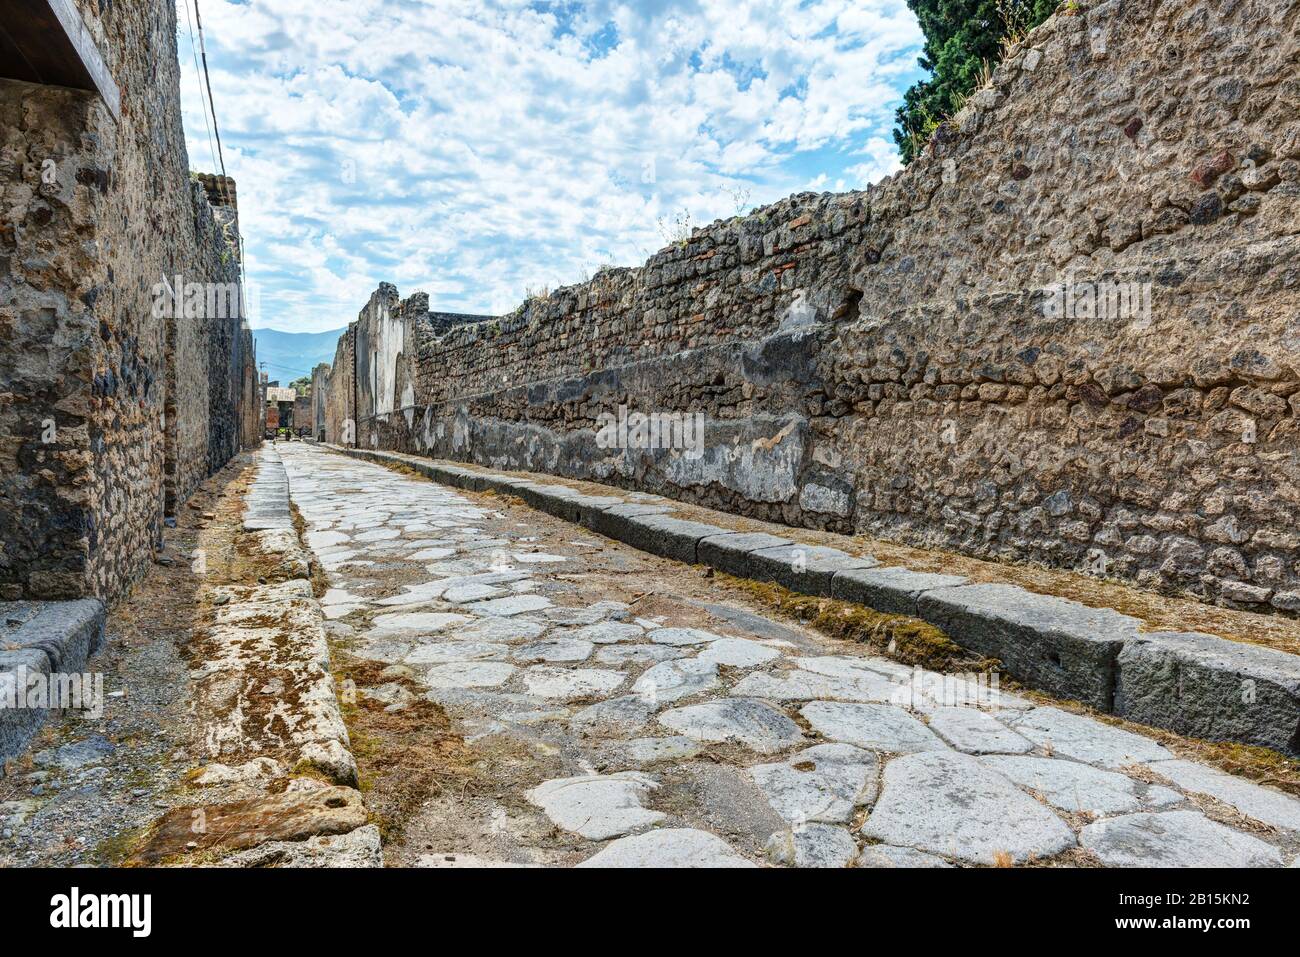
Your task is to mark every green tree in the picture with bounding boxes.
[893,0,1058,164]
[289,375,311,397]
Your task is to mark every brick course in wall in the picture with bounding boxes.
[320,0,1300,614]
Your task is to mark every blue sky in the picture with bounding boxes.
[175,0,925,333]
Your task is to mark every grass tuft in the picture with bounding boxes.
[715,572,998,673]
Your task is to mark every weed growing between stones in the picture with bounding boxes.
[290,501,330,599]
[91,824,150,866]
[331,654,479,843]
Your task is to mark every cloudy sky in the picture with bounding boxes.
[175,0,924,333]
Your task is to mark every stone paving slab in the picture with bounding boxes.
[1146,759,1300,833]
[731,669,895,703]
[1007,707,1173,768]
[576,828,756,868]
[526,773,665,840]
[749,743,878,823]
[861,751,1078,865]
[801,701,949,753]
[658,698,804,753]
[981,755,1176,816]
[927,706,1034,755]
[766,823,859,867]
[856,845,954,868]
[633,658,719,704]
[1080,810,1283,868]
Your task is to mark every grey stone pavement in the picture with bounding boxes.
[279,444,1300,868]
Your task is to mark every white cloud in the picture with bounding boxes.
[175,0,922,332]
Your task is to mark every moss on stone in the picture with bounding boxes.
[716,572,998,673]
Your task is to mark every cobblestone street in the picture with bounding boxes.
[279,444,1300,868]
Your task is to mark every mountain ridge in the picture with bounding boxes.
[251,327,346,384]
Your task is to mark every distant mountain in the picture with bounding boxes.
[251,327,346,385]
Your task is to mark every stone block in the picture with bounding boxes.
[1116,631,1300,756]
[612,514,727,564]
[746,544,877,596]
[0,598,106,760]
[916,584,1139,710]
[831,566,969,617]
[582,502,674,540]
[697,532,796,577]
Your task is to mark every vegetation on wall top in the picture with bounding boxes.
[893,0,1059,164]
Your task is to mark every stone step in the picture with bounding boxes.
[0,599,106,761]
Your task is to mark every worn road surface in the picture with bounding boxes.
[279,444,1300,868]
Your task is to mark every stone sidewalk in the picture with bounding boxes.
[283,443,1300,868]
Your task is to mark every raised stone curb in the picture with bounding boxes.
[619,514,732,564]
[183,446,375,867]
[242,450,293,531]
[0,599,106,762]
[698,532,796,578]
[830,566,969,617]
[1116,631,1300,755]
[747,543,877,597]
[328,446,1300,756]
[916,584,1139,712]
[582,502,674,541]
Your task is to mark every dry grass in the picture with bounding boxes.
[332,654,480,843]
[715,572,998,673]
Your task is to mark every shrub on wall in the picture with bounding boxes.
[893,0,1059,163]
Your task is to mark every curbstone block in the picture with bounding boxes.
[583,502,674,540]
[1116,631,1300,756]
[698,532,796,578]
[830,566,970,617]
[746,544,878,597]
[917,584,1139,710]
[619,514,729,564]
[0,598,107,761]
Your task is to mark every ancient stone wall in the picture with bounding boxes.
[322,328,356,446]
[241,332,262,448]
[324,0,1300,613]
[311,364,330,440]
[200,178,249,487]
[0,0,257,602]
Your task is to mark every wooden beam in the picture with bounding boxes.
[0,0,121,120]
